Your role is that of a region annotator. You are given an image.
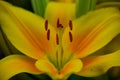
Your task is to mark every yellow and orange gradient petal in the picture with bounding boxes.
[63,8,120,58]
[79,50,120,77]
[0,55,40,80]
[0,1,56,59]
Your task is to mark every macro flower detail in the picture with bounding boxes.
[0,1,120,80]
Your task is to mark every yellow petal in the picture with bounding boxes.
[59,59,83,79]
[64,7,120,58]
[58,0,75,2]
[104,34,120,53]
[44,2,75,29]
[78,50,120,77]
[91,34,120,56]
[0,1,56,59]
[36,59,83,80]
[0,55,40,80]
[35,59,58,79]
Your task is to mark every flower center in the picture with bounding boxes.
[44,19,73,71]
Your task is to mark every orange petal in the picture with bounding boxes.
[78,50,120,77]
[0,1,56,59]
[64,7,120,58]
[0,55,40,80]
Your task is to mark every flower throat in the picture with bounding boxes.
[44,19,73,71]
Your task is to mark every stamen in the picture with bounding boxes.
[69,20,73,30]
[69,32,73,42]
[47,29,50,40]
[45,20,48,31]
[56,51,59,68]
[56,34,59,45]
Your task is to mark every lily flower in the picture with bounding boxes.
[0,1,120,80]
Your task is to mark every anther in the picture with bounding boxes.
[56,34,59,45]
[69,20,73,30]
[57,18,60,28]
[59,24,63,28]
[45,20,48,31]
[57,18,64,28]
[69,32,73,42]
[47,29,50,40]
